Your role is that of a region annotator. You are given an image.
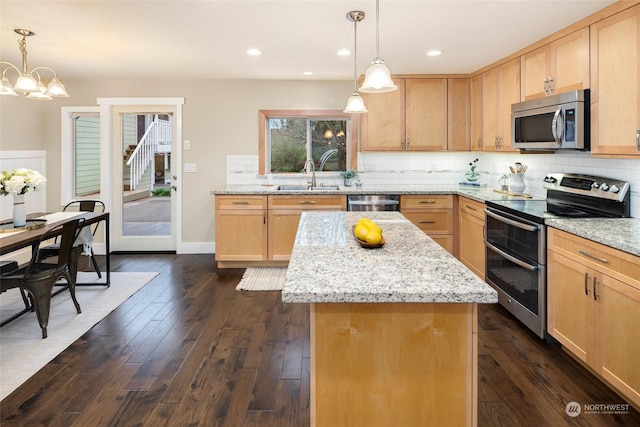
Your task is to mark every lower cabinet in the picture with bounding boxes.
[401,195,455,254]
[215,195,268,262]
[458,197,486,279]
[268,195,346,261]
[548,228,640,407]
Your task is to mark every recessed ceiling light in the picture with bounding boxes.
[247,49,262,56]
[337,49,351,56]
[303,71,314,76]
[427,50,442,57]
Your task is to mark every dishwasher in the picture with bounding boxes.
[347,195,401,211]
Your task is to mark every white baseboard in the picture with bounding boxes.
[177,241,215,254]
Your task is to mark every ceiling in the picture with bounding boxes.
[1,0,616,82]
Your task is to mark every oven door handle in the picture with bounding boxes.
[485,241,539,271]
[485,209,539,232]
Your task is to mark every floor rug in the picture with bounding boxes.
[0,271,158,401]
[235,267,287,291]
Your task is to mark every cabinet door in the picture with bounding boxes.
[402,210,452,235]
[361,79,405,151]
[458,210,485,280]
[547,251,593,363]
[215,209,267,261]
[498,58,521,153]
[550,27,590,95]
[447,78,471,151]
[470,74,483,151]
[482,67,499,151]
[590,5,640,156]
[406,79,448,150]
[268,210,301,261]
[521,45,550,100]
[595,274,640,407]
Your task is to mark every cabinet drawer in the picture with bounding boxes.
[458,197,485,220]
[401,194,452,209]
[548,228,640,289]
[216,195,267,210]
[403,210,453,234]
[268,195,346,210]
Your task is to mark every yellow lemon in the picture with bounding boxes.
[365,231,382,245]
[354,224,369,241]
[368,222,383,235]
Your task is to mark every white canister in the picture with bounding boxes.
[510,173,526,194]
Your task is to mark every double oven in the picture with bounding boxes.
[484,173,630,339]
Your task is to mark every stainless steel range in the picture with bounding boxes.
[484,173,631,338]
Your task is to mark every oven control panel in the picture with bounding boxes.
[543,173,630,201]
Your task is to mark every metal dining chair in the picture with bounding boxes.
[37,200,105,278]
[0,218,84,338]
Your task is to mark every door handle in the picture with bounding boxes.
[171,185,177,191]
[173,175,177,180]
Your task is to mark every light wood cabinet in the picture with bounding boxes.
[521,28,590,100]
[361,78,448,151]
[548,228,640,407]
[590,5,640,156]
[268,195,346,261]
[457,197,485,279]
[470,74,483,151]
[482,58,520,152]
[401,195,455,254]
[215,195,268,262]
[447,78,471,151]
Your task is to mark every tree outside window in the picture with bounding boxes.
[269,118,347,173]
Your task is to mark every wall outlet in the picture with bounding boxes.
[184,140,191,150]
[184,163,197,173]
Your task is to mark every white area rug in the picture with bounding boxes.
[0,271,158,401]
[236,267,287,291]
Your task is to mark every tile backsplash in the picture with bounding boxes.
[227,151,640,218]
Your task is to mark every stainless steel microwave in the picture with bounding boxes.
[511,89,589,151]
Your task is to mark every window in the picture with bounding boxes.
[259,110,357,175]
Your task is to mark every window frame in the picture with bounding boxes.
[258,109,358,175]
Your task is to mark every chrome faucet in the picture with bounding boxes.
[304,159,316,188]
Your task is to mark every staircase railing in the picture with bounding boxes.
[127,117,158,191]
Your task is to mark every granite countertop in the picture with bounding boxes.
[211,184,524,204]
[281,211,498,304]
[546,218,640,257]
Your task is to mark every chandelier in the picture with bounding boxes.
[0,29,69,100]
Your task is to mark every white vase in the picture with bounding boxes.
[13,193,26,227]
[510,173,526,194]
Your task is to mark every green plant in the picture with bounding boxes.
[151,188,171,197]
[340,170,357,179]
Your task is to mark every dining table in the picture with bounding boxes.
[0,211,111,325]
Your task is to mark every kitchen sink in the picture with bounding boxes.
[276,185,341,191]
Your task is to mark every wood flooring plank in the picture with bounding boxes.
[248,341,285,411]
[217,367,258,427]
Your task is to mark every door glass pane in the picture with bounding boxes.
[121,113,172,236]
[73,114,100,197]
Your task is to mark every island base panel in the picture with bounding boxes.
[311,302,476,427]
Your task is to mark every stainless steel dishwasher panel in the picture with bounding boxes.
[347,195,401,211]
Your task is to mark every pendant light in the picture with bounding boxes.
[359,0,397,93]
[344,10,367,113]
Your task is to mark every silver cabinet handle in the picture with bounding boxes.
[547,76,554,94]
[232,201,249,205]
[543,78,549,95]
[298,201,317,205]
[419,200,436,204]
[593,276,598,301]
[419,220,436,224]
[578,250,608,264]
[465,205,477,211]
[401,139,406,150]
[584,272,590,295]
[636,128,640,151]
[478,137,482,148]
[406,138,410,150]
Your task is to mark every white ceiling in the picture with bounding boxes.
[1,0,616,81]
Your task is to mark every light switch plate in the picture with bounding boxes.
[184,163,197,173]
[184,140,191,149]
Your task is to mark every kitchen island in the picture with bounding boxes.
[282,211,497,427]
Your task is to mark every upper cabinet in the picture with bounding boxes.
[447,79,471,151]
[470,74,483,151]
[482,58,521,152]
[590,4,640,156]
[361,78,455,151]
[521,28,590,100]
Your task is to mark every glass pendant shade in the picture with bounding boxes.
[14,73,38,92]
[359,58,397,93]
[26,90,52,100]
[344,92,368,113]
[46,77,69,97]
[0,77,18,96]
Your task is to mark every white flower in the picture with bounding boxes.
[0,169,46,196]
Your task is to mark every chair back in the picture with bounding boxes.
[25,218,83,278]
[64,200,105,236]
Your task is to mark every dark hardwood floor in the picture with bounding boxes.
[1,254,638,426]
